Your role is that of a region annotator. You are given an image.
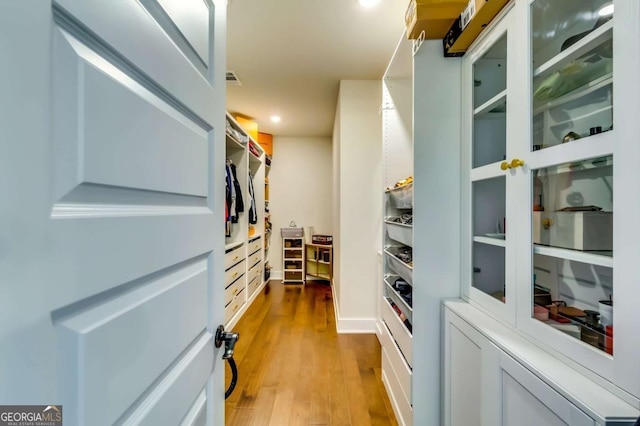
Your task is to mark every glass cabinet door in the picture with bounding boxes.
[519,0,617,380]
[531,0,613,151]
[465,18,517,322]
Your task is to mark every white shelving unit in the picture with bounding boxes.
[282,236,305,284]
[223,113,268,329]
[378,30,414,426]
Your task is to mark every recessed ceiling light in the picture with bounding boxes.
[357,0,381,8]
[598,3,614,16]
[270,115,281,123]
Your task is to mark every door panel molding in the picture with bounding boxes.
[52,2,215,126]
[116,332,213,425]
[56,259,208,424]
[140,0,210,75]
[52,28,211,202]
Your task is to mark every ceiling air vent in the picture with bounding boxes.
[226,71,242,86]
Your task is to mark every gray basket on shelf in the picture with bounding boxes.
[281,221,304,238]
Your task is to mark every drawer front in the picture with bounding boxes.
[224,245,245,270]
[248,276,261,297]
[382,348,413,426]
[248,249,262,269]
[248,237,262,254]
[380,321,412,404]
[382,298,412,367]
[225,288,246,324]
[224,259,245,287]
[248,263,263,284]
[225,275,245,306]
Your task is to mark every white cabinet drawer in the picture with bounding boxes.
[224,244,245,270]
[248,262,263,284]
[248,276,261,297]
[382,347,413,426]
[247,249,261,269]
[225,288,246,324]
[382,297,412,367]
[380,321,412,404]
[248,237,262,254]
[224,259,245,287]
[225,275,245,306]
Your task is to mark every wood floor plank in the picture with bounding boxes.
[226,281,398,426]
[226,407,254,426]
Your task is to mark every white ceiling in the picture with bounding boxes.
[226,0,407,137]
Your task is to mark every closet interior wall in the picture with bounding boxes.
[224,113,267,329]
[331,81,382,332]
[267,136,333,281]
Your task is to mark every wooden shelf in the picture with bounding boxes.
[533,20,612,80]
[533,244,612,268]
[306,243,333,282]
[474,89,507,117]
[533,73,612,115]
[473,236,506,248]
[226,132,246,152]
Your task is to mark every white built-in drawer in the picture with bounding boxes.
[382,348,413,426]
[380,321,412,404]
[225,288,246,324]
[382,297,412,367]
[248,262,262,284]
[225,275,245,306]
[247,249,261,269]
[224,244,245,270]
[224,259,245,287]
[248,237,262,254]
[248,276,261,297]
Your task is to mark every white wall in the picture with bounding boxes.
[332,80,382,332]
[332,101,342,302]
[269,136,333,277]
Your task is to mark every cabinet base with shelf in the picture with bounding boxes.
[444,300,639,425]
[305,243,333,282]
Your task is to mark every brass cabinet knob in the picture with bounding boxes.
[510,158,525,168]
[542,218,554,229]
[501,161,510,170]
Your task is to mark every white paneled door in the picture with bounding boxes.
[0,1,227,425]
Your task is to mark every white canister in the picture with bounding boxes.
[598,300,613,326]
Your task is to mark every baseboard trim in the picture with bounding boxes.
[330,283,377,334]
[271,270,283,280]
[336,317,377,334]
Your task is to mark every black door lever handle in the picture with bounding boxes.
[216,325,240,399]
[215,325,239,359]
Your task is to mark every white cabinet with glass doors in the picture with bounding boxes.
[462,0,640,403]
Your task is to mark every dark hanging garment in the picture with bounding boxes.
[248,171,257,225]
[225,162,233,237]
[226,160,237,223]
[229,162,244,216]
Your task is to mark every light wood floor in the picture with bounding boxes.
[225,280,398,426]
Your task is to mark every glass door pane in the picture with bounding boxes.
[531,0,613,151]
[473,33,507,168]
[531,155,613,354]
[473,176,507,302]
[470,29,509,305]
